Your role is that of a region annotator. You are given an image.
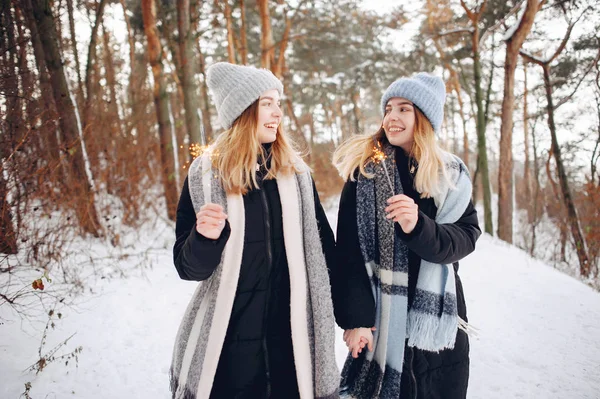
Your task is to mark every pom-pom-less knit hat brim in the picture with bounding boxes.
[380,72,446,133]
[206,62,284,130]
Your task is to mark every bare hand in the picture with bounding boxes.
[385,194,418,234]
[196,203,227,240]
[343,327,376,358]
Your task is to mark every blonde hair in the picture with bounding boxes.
[211,100,300,195]
[332,107,451,199]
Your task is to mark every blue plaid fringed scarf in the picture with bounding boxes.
[340,143,473,398]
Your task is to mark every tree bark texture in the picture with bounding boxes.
[142,0,179,220]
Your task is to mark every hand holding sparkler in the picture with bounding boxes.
[385,194,418,234]
[196,203,228,239]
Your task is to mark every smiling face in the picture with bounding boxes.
[256,89,283,144]
[382,97,416,153]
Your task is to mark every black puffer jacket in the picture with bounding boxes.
[173,161,336,399]
[332,148,481,399]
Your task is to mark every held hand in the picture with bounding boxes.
[196,203,228,240]
[385,194,418,234]
[344,327,376,358]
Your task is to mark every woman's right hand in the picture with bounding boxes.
[196,203,228,240]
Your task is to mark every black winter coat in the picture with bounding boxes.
[331,148,481,399]
[173,163,336,399]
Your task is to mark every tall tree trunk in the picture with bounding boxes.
[530,120,540,256]
[309,111,316,154]
[20,0,60,170]
[283,82,309,155]
[197,44,212,143]
[521,14,589,272]
[0,2,18,254]
[223,0,236,64]
[498,0,543,243]
[541,64,590,276]
[257,0,275,70]
[0,154,17,254]
[457,89,469,168]
[177,0,202,147]
[142,0,178,220]
[473,31,493,235]
[102,25,122,137]
[102,23,122,194]
[592,94,600,185]
[66,0,84,103]
[3,1,21,143]
[337,99,350,142]
[350,89,362,134]
[522,58,532,223]
[119,0,136,115]
[239,0,248,64]
[461,0,493,235]
[30,0,101,236]
[15,6,35,140]
[81,0,108,172]
[272,11,292,78]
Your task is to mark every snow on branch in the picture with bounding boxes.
[502,7,525,42]
[520,50,548,65]
[436,27,475,37]
[480,0,525,45]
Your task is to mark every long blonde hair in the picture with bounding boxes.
[211,100,300,195]
[332,107,451,199]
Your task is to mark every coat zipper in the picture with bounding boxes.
[259,185,273,397]
[407,346,418,399]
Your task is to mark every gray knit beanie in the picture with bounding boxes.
[380,72,446,132]
[206,62,284,129]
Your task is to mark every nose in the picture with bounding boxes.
[272,104,283,119]
[388,109,400,120]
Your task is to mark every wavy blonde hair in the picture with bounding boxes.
[333,107,451,199]
[211,100,300,195]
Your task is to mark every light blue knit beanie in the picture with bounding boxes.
[206,62,284,129]
[380,72,446,133]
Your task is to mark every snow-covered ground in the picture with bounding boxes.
[1,207,600,399]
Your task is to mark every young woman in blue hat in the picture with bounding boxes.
[330,73,481,398]
[170,62,339,399]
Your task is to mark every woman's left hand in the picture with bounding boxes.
[385,194,418,234]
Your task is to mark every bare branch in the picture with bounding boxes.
[525,47,600,119]
[0,293,15,305]
[460,0,476,22]
[520,49,544,65]
[289,0,309,24]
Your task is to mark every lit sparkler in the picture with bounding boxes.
[371,138,394,193]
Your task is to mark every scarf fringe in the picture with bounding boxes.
[407,312,458,351]
[458,316,479,337]
[407,314,479,352]
[170,368,196,399]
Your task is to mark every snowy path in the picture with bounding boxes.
[2,221,600,398]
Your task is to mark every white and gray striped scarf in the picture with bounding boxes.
[170,152,340,399]
[340,143,472,398]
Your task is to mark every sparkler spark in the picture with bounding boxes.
[183,143,219,171]
[371,138,394,193]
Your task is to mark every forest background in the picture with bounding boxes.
[1,0,599,391]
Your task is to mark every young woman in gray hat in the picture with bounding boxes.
[330,73,481,398]
[169,62,340,399]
